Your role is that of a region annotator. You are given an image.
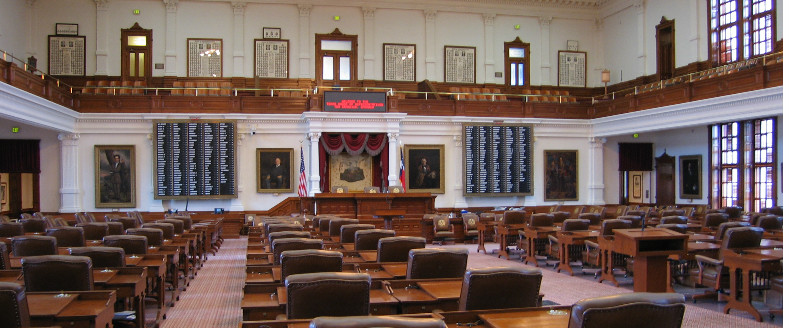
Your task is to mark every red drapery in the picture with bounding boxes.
[319,133,388,192]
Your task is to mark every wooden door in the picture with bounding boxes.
[655,152,675,206]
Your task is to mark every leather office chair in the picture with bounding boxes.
[460,213,480,243]
[340,224,375,244]
[106,215,139,230]
[432,215,454,244]
[267,223,304,237]
[69,246,126,268]
[141,222,176,240]
[584,219,631,281]
[0,215,10,223]
[694,226,765,301]
[268,231,312,246]
[127,210,145,227]
[22,255,93,292]
[568,292,685,328]
[106,221,125,235]
[578,213,602,226]
[656,224,689,234]
[168,215,193,230]
[660,209,686,218]
[660,216,689,225]
[756,215,782,230]
[330,186,349,193]
[45,226,86,247]
[271,238,323,265]
[406,248,468,279]
[355,229,396,251]
[0,222,24,237]
[703,213,729,229]
[328,218,359,237]
[159,219,186,234]
[74,212,90,224]
[377,236,426,262]
[722,206,743,221]
[618,215,643,228]
[285,272,371,319]
[126,228,164,246]
[317,217,336,235]
[550,211,570,223]
[459,266,542,311]
[713,221,750,240]
[76,222,110,240]
[0,282,31,328]
[518,213,555,259]
[280,249,343,280]
[103,235,148,255]
[20,218,46,233]
[309,316,447,328]
[546,219,591,268]
[11,235,57,257]
[760,206,783,216]
[0,243,10,270]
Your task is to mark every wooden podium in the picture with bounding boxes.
[612,228,688,292]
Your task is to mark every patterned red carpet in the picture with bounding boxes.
[159,238,783,327]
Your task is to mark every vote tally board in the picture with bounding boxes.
[154,121,237,199]
[463,124,533,196]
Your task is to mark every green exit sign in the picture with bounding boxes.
[11,127,19,133]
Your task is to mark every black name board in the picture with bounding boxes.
[324,91,387,112]
[154,121,236,199]
[464,123,533,196]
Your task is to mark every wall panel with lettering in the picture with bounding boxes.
[154,121,236,199]
[464,124,533,196]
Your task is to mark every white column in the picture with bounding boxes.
[232,2,246,77]
[164,0,178,76]
[594,18,606,86]
[539,16,552,85]
[690,0,704,61]
[635,1,646,75]
[58,133,81,212]
[483,14,496,83]
[308,132,321,195]
[298,4,312,79]
[424,9,437,81]
[588,137,606,205]
[94,0,110,75]
[362,7,376,80]
[25,0,36,59]
[387,133,399,187]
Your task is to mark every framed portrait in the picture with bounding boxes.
[0,182,6,204]
[405,145,445,194]
[544,150,578,201]
[383,43,416,82]
[257,148,294,193]
[558,50,586,87]
[95,145,136,208]
[329,153,372,192]
[679,155,702,199]
[263,27,281,39]
[632,174,642,200]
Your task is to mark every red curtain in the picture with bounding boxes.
[319,133,389,192]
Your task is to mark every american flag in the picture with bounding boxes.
[297,146,307,197]
[399,146,406,190]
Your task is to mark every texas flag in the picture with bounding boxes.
[399,146,406,190]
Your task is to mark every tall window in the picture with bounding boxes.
[709,0,776,65]
[504,38,529,87]
[710,117,776,211]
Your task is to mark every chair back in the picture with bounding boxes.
[280,249,343,280]
[720,227,764,256]
[354,229,396,251]
[0,282,31,328]
[617,215,643,228]
[317,217,336,233]
[578,213,602,226]
[703,213,729,228]
[550,211,570,223]
[656,224,688,234]
[102,235,148,255]
[459,266,542,311]
[756,215,782,230]
[141,222,176,239]
[106,221,126,235]
[377,236,426,262]
[340,224,375,244]
[126,228,164,246]
[714,221,750,240]
[268,231,312,245]
[661,209,686,217]
[406,248,468,279]
[45,226,86,247]
[69,246,126,268]
[309,316,447,328]
[387,186,404,193]
[285,272,371,319]
[159,219,185,234]
[529,213,555,227]
[20,219,46,233]
[432,215,452,233]
[271,238,323,265]
[503,210,527,225]
[760,206,783,216]
[0,243,9,270]
[659,216,689,225]
[461,213,479,231]
[0,222,24,237]
[168,216,193,230]
[76,222,110,240]
[331,186,348,193]
[267,223,304,236]
[562,219,590,231]
[22,255,93,292]
[11,235,57,257]
[568,292,685,328]
[328,218,359,237]
[600,219,631,237]
[722,206,743,220]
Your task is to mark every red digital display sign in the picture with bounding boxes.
[323,91,387,112]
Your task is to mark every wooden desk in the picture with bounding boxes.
[437,306,572,328]
[135,254,167,321]
[612,228,688,292]
[92,267,147,328]
[387,278,462,313]
[556,231,598,275]
[374,209,406,230]
[721,248,783,321]
[495,223,523,258]
[28,290,116,328]
[519,227,559,266]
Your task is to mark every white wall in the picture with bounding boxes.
[0,0,30,62]
[0,119,61,212]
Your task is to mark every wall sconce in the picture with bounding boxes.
[601,69,611,95]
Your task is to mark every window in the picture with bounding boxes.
[504,38,529,87]
[709,0,776,65]
[710,117,776,211]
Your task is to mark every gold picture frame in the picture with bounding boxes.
[405,145,445,194]
[544,150,578,201]
[95,145,136,208]
[257,148,294,193]
[329,153,373,193]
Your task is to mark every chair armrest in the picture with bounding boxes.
[695,254,722,267]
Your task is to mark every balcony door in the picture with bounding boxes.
[315,29,357,88]
[121,23,152,81]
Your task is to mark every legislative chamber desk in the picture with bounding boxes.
[611,228,688,293]
[311,193,435,235]
[28,291,116,328]
[721,248,783,322]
